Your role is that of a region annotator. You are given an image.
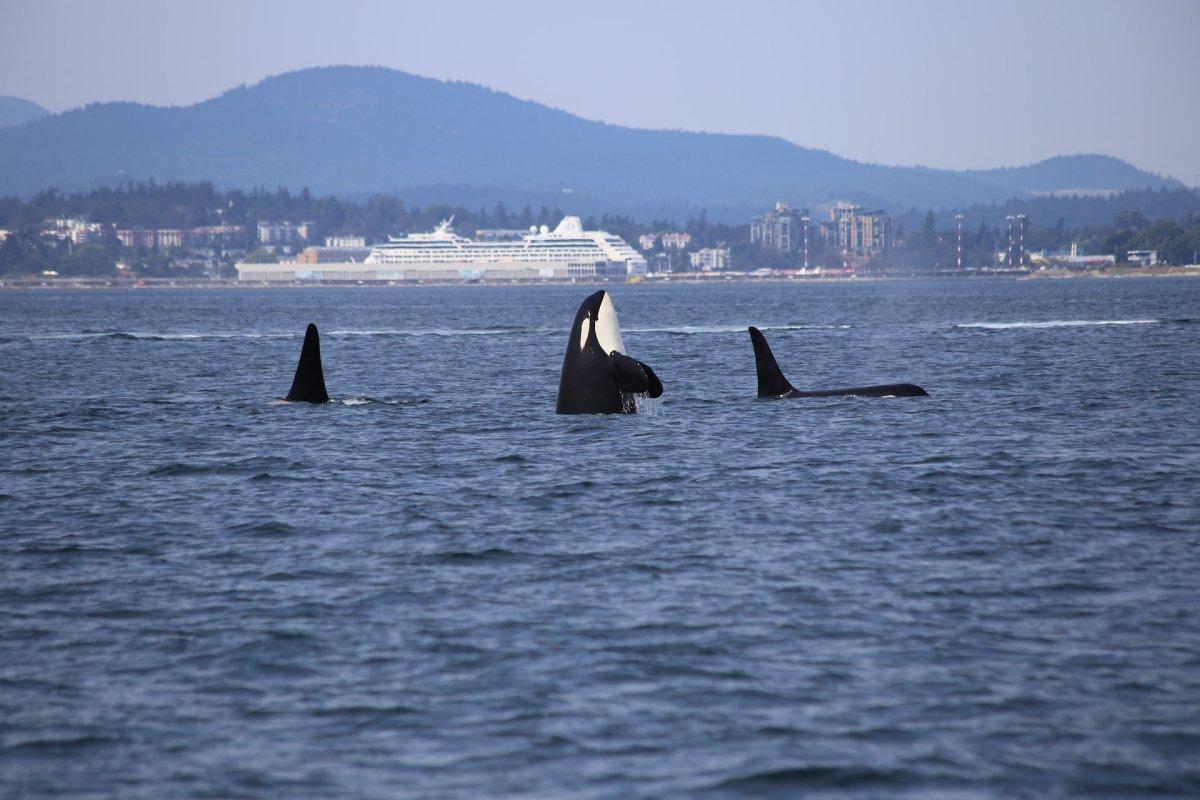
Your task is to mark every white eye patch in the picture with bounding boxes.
[579,316,592,351]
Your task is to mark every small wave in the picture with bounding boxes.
[16,328,523,342]
[146,456,301,477]
[326,327,529,337]
[425,547,521,564]
[229,520,298,537]
[624,323,851,334]
[338,396,429,406]
[312,703,417,719]
[4,735,118,754]
[16,330,296,342]
[709,765,909,792]
[955,319,1157,330]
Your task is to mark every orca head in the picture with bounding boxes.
[556,290,662,414]
[574,289,625,357]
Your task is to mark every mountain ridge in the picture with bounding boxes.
[0,66,1179,219]
[0,96,48,129]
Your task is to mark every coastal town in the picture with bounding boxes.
[1,184,1196,285]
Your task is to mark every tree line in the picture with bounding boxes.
[2,181,1199,276]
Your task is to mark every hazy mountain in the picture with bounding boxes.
[0,96,48,129]
[0,67,1180,219]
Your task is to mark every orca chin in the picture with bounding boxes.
[748,326,928,399]
[284,323,330,403]
[556,290,663,414]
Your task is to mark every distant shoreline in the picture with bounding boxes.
[2,267,1197,290]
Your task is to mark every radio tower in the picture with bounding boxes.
[955,213,964,272]
[1016,213,1028,269]
[1005,214,1015,268]
[801,209,811,270]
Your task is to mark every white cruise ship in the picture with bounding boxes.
[237,216,647,283]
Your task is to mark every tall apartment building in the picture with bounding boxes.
[751,203,802,253]
[826,203,893,253]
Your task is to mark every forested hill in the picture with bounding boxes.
[0,96,47,129]
[0,67,1180,218]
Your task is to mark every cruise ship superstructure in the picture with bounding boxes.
[237,216,648,283]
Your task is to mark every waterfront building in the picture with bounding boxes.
[638,232,691,250]
[191,225,245,246]
[257,220,312,245]
[1028,247,1115,267]
[43,217,103,245]
[116,228,156,249]
[660,232,692,250]
[324,235,366,248]
[828,203,893,253]
[690,246,732,271]
[751,203,801,253]
[297,246,372,264]
[154,229,189,249]
[1126,249,1158,266]
[114,225,244,250]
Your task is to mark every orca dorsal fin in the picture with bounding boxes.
[748,326,795,398]
[285,323,330,403]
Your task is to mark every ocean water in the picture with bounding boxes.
[2,278,1199,799]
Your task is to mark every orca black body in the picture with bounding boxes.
[285,323,330,403]
[749,326,927,399]
[556,290,663,414]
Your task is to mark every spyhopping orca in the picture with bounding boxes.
[749,326,927,399]
[556,290,663,414]
[285,323,330,403]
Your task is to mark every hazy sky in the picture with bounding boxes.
[2,0,1198,183]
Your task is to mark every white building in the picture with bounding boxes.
[325,235,366,248]
[661,232,692,250]
[690,246,732,271]
[43,217,103,245]
[1126,249,1158,266]
[258,221,312,245]
[639,232,691,250]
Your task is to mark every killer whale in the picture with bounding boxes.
[556,290,663,414]
[749,326,927,399]
[284,323,330,403]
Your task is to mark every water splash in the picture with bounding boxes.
[633,394,663,415]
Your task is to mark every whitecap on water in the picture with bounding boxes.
[623,323,851,334]
[956,319,1158,330]
[326,328,529,337]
